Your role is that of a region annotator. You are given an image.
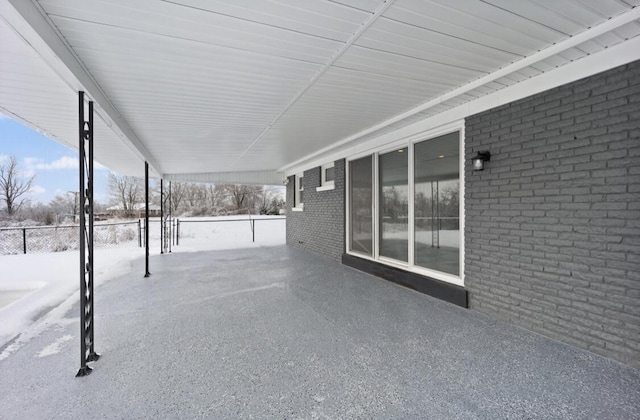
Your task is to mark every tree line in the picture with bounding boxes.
[107,174,285,218]
[0,155,285,225]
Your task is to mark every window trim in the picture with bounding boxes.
[345,121,465,287]
[294,173,304,210]
[317,162,335,191]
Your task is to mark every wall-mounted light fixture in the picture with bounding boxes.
[471,151,491,171]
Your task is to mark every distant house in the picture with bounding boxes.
[106,203,161,218]
[133,203,161,218]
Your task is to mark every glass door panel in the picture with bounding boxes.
[349,156,373,256]
[414,133,460,275]
[379,148,408,262]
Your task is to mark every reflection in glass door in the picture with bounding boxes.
[414,133,460,275]
[349,156,373,256]
[379,148,408,262]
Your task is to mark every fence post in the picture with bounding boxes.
[138,219,142,247]
[23,228,26,254]
[252,219,255,243]
[176,219,180,246]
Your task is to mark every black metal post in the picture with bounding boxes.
[168,181,172,252]
[86,101,99,364]
[76,91,99,377]
[22,229,26,254]
[144,162,150,278]
[252,219,255,243]
[176,219,180,246]
[77,91,89,377]
[138,219,142,247]
[160,179,164,254]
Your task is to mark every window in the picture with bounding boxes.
[294,174,304,210]
[317,163,335,191]
[346,130,462,284]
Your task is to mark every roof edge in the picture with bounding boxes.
[2,0,162,176]
[164,170,285,186]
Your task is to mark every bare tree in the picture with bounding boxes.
[0,155,35,215]
[259,186,285,214]
[169,182,187,214]
[108,173,143,217]
[183,183,206,209]
[221,184,263,213]
[207,184,226,209]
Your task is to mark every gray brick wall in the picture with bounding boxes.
[286,159,345,261]
[465,60,640,368]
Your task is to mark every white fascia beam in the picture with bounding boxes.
[1,0,162,176]
[165,170,285,186]
[280,6,640,175]
[282,34,640,176]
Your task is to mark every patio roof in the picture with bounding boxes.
[1,1,640,183]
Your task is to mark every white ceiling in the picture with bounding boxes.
[1,0,640,183]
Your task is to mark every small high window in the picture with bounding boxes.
[317,163,335,191]
[294,174,304,209]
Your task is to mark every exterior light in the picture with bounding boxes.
[471,151,491,171]
[438,155,445,159]
[398,149,404,153]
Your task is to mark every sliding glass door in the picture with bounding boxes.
[347,130,461,282]
[414,133,460,275]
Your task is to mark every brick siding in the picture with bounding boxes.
[286,159,345,261]
[465,61,640,368]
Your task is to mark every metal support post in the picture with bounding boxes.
[22,229,26,254]
[76,91,99,377]
[144,162,150,277]
[168,181,172,253]
[160,179,164,254]
[169,181,173,252]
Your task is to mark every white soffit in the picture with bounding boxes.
[0,5,149,177]
[1,0,639,183]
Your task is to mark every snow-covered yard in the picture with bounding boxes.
[0,215,286,356]
[175,215,285,252]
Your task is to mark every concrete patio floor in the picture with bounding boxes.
[1,245,639,419]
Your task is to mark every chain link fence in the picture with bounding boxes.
[0,221,141,255]
[175,216,286,247]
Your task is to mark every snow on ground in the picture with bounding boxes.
[173,215,285,253]
[0,247,142,354]
[0,215,286,357]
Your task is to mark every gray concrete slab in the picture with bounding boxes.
[0,245,638,419]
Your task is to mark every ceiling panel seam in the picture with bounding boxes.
[479,0,570,36]
[161,0,354,43]
[46,13,330,67]
[232,0,397,164]
[379,14,523,58]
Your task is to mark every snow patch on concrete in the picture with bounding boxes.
[36,334,73,358]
